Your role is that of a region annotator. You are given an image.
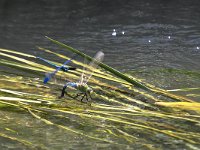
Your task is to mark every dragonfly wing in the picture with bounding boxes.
[80,51,104,84]
[79,56,87,84]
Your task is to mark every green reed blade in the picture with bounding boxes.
[45,36,194,102]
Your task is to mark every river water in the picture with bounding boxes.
[0,0,200,149]
[0,0,199,71]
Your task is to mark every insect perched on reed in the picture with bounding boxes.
[60,51,104,102]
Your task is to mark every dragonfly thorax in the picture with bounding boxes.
[77,83,93,94]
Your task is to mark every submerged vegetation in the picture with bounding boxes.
[0,37,199,149]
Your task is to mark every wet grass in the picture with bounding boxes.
[0,38,199,149]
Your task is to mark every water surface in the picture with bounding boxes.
[0,0,200,149]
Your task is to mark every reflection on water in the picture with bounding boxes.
[0,0,200,149]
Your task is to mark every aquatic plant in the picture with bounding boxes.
[0,39,199,149]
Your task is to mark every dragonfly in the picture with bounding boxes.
[36,56,76,84]
[59,51,104,102]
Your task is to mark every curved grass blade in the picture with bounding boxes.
[45,36,194,102]
[45,36,150,90]
[156,102,200,113]
[0,48,35,58]
[167,87,200,92]
[0,132,41,150]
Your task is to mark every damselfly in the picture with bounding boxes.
[60,51,104,102]
[36,56,76,84]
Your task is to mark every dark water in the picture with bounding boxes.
[0,1,200,150]
[0,0,200,71]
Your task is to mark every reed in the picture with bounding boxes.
[0,43,199,149]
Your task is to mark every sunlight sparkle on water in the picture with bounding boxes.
[112,29,117,36]
[197,46,199,50]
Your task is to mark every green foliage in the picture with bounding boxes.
[0,43,200,149]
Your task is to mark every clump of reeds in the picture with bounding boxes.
[0,37,199,149]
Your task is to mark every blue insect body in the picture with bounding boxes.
[36,56,76,84]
